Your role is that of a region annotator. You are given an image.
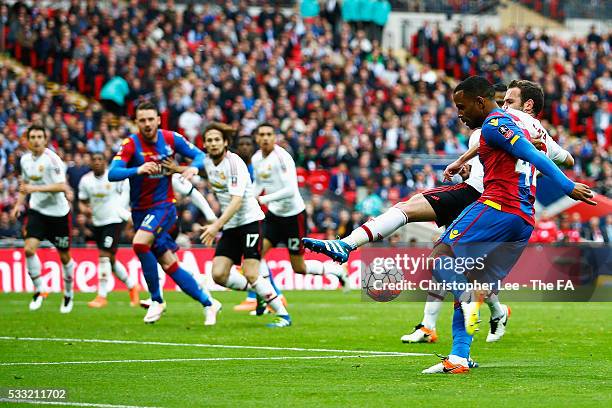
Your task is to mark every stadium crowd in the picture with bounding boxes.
[0,0,610,245]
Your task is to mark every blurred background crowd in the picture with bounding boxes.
[0,0,610,246]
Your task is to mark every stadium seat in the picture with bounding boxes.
[307,170,330,195]
[296,167,308,188]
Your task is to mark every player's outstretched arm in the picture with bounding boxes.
[444,143,479,180]
[172,133,206,180]
[484,120,596,206]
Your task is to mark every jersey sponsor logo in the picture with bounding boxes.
[498,125,513,139]
[449,229,460,240]
[489,118,499,126]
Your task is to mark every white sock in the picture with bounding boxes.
[304,259,324,275]
[421,298,443,330]
[448,354,469,367]
[342,207,408,248]
[62,259,75,298]
[26,254,44,292]
[486,293,504,320]
[98,257,111,297]
[113,261,135,289]
[226,269,249,291]
[252,276,288,315]
[259,259,271,278]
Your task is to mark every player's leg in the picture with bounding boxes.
[423,204,532,373]
[50,213,75,314]
[401,288,445,343]
[24,237,45,310]
[260,238,284,299]
[241,221,290,327]
[57,249,75,313]
[302,194,433,263]
[485,292,511,342]
[242,258,291,327]
[158,248,221,326]
[235,238,273,312]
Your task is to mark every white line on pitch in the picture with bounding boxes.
[0,336,429,357]
[0,354,414,367]
[0,399,160,408]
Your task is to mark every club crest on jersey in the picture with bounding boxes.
[498,125,514,139]
[489,118,499,126]
[38,165,44,172]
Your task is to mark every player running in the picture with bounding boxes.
[108,101,221,325]
[421,76,594,374]
[197,123,291,328]
[12,125,76,313]
[78,152,140,308]
[253,123,348,293]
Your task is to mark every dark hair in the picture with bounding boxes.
[204,122,236,144]
[508,79,544,115]
[454,76,495,100]
[255,122,275,135]
[26,124,47,139]
[135,101,158,115]
[493,82,507,93]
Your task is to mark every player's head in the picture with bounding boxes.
[25,124,48,154]
[453,76,496,130]
[204,122,234,161]
[255,122,276,154]
[503,79,544,117]
[90,152,107,175]
[493,82,507,107]
[236,134,255,163]
[134,101,160,141]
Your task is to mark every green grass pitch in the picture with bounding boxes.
[0,291,611,407]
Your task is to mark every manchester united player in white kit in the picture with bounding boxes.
[198,123,291,328]
[78,153,140,308]
[252,123,348,289]
[11,125,75,313]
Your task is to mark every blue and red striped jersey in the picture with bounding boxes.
[478,108,537,226]
[110,129,205,210]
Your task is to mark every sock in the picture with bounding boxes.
[252,276,288,315]
[486,293,504,320]
[304,259,324,275]
[166,263,212,307]
[26,254,44,292]
[158,269,165,299]
[98,257,111,297]
[133,243,163,303]
[62,259,75,298]
[342,207,408,248]
[421,290,445,329]
[450,304,473,359]
[226,269,249,291]
[113,261,135,289]
[259,259,281,296]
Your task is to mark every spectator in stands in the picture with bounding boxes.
[584,216,607,242]
[0,211,18,238]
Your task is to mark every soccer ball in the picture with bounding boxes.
[361,262,403,302]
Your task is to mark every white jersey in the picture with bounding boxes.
[20,148,70,217]
[465,110,571,194]
[252,145,305,217]
[78,170,130,226]
[203,151,264,230]
[505,107,569,165]
[464,129,484,193]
